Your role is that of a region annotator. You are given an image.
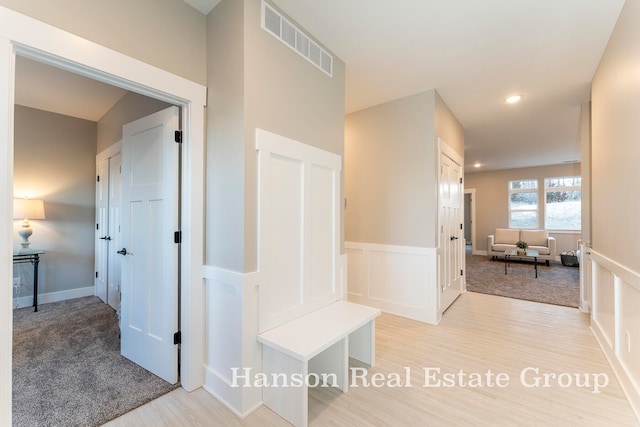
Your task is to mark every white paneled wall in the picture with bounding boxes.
[590,248,640,419]
[202,267,261,417]
[256,129,342,332]
[202,129,343,418]
[345,242,439,324]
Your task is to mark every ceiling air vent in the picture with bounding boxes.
[261,1,333,77]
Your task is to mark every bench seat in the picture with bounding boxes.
[257,301,381,427]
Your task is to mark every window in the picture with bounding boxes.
[509,179,538,228]
[545,177,581,230]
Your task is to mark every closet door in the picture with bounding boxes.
[106,154,122,312]
[95,146,123,313]
[95,157,110,304]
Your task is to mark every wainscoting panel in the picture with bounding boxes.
[589,249,640,420]
[592,261,616,349]
[202,266,261,418]
[346,248,366,297]
[259,153,304,324]
[309,164,336,301]
[345,242,439,324]
[619,279,640,391]
[256,129,342,333]
[368,250,429,307]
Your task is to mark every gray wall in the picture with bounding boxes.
[13,106,97,295]
[464,163,582,255]
[435,91,465,156]
[4,0,347,276]
[344,89,463,248]
[206,0,246,272]
[206,0,346,272]
[243,0,346,271]
[0,0,207,85]
[97,92,172,153]
[591,0,640,271]
[345,91,435,247]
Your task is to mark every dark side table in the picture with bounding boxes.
[13,249,45,312]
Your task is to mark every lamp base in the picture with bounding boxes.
[18,221,33,251]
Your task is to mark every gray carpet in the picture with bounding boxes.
[13,296,178,426]
[465,252,580,308]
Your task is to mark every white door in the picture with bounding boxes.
[107,153,122,312]
[95,152,123,313]
[440,149,464,312]
[120,106,180,384]
[95,158,109,303]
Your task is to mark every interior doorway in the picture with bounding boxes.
[464,188,476,254]
[95,145,123,314]
[15,53,178,321]
[439,139,464,314]
[1,10,207,420]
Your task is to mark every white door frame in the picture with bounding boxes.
[0,7,206,422]
[464,188,476,255]
[437,138,465,316]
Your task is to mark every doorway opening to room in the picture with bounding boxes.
[11,55,183,426]
[2,19,205,425]
[464,189,475,254]
[462,179,581,309]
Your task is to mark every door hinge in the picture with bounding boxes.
[96,223,99,230]
[174,130,182,144]
[460,177,463,184]
[461,269,464,276]
[174,331,181,345]
[460,223,463,230]
[95,271,98,278]
[174,231,182,244]
[97,175,100,182]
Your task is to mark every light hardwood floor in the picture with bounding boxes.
[105,292,639,426]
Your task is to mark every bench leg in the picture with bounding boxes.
[309,338,348,392]
[262,347,308,427]
[349,321,376,367]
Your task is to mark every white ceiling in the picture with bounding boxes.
[182,0,221,15]
[15,0,625,172]
[268,0,625,172]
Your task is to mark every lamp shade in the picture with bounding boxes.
[14,198,46,220]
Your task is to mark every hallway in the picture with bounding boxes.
[107,292,637,426]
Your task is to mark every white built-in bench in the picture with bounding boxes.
[257,301,381,427]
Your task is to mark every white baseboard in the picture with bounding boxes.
[579,300,590,313]
[12,286,94,309]
[203,367,262,419]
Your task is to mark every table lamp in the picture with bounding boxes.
[14,198,46,251]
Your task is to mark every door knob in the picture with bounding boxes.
[99,236,111,240]
[117,248,129,255]
[450,236,459,241]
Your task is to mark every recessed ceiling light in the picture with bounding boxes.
[474,162,481,168]
[505,95,522,104]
